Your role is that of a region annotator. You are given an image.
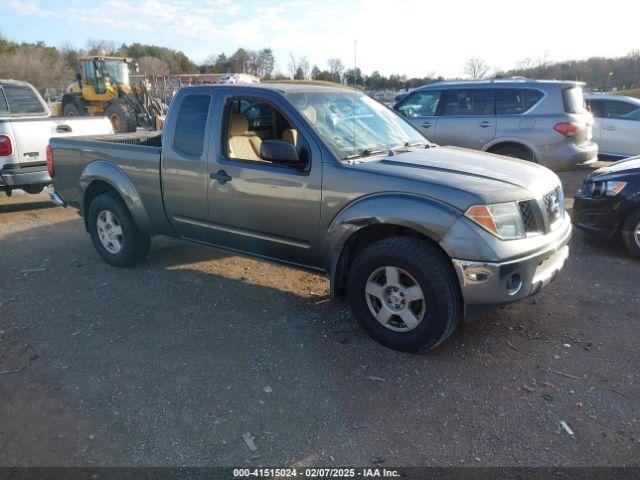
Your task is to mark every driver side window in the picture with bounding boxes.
[396,91,441,118]
[224,97,308,167]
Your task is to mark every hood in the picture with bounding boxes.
[352,146,560,207]
[590,156,640,178]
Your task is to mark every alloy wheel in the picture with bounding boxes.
[365,266,426,332]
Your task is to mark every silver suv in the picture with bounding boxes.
[393,79,598,171]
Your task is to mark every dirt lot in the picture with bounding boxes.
[0,164,638,467]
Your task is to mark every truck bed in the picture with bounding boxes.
[77,131,163,147]
[49,131,168,233]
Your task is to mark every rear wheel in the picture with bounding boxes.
[621,208,640,258]
[347,237,461,352]
[87,193,150,267]
[104,102,137,133]
[491,144,536,162]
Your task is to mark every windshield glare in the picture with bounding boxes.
[97,60,130,85]
[287,92,426,159]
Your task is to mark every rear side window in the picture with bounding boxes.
[562,86,587,114]
[495,89,543,115]
[3,84,47,115]
[443,89,493,116]
[0,89,8,115]
[173,94,211,157]
[604,101,638,119]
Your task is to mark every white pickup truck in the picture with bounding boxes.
[0,79,113,195]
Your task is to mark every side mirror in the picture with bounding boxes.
[260,140,302,165]
[75,72,82,88]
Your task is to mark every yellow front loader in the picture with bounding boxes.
[62,56,165,132]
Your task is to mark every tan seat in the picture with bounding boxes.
[228,113,261,161]
[282,128,298,146]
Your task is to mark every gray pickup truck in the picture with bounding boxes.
[49,83,572,352]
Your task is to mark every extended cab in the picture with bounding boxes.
[49,84,572,352]
[0,79,112,195]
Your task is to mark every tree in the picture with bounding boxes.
[464,57,490,79]
[327,57,344,83]
[86,39,118,56]
[0,44,71,91]
[288,53,300,79]
[343,67,363,87]
[137,56,169,75]
[257,48,274,79]
[311,65,322,80]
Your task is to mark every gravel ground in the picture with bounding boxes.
[0,164,639,467]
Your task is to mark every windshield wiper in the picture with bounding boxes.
[343,148,392,160]
[389,141,436,154]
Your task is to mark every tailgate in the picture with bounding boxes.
[9,117,113,168]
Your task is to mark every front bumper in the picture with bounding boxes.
[573,195,625,240]
[452,220,572,305]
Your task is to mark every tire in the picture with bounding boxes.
[63,103,82,116]
[492,145,535,162]
[621,208,640,258]
[104,101,137,133]
[87,193,150,267]
[347,237,462,352]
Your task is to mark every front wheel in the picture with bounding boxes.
[347,237,461,352]
[87,193,150,267]
[622,208,640,258]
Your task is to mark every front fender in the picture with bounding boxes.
[79,161,154,233]
[324,192,462,295]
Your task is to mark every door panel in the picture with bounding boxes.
[599,100,640,157]
[600,118,639,157]
[434,89,496,150]
[204,92,323,267]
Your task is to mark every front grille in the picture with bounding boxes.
[543,187,564,227]
[518,200,542,233]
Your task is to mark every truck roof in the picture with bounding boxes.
[180,82,353,95]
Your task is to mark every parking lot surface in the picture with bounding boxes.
[1,164,639,466]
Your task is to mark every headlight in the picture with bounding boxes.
[465,202,525,240]
[582,180,626,197]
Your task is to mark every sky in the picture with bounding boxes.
[1,0,638,78]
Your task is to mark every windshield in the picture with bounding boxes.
[96,60,130,86]
[287,91,427,159]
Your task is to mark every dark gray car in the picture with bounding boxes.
[49,83,571,352]
[394,78,598,171]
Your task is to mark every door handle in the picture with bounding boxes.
[421,122,433,128]
[603,126,615,131]
[210,169,232,185]
[479,121,493,128]
[56,124,72,133]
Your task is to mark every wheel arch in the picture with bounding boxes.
[79,161,153,234]
[483,138,539,161]
[326,193,461,299]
